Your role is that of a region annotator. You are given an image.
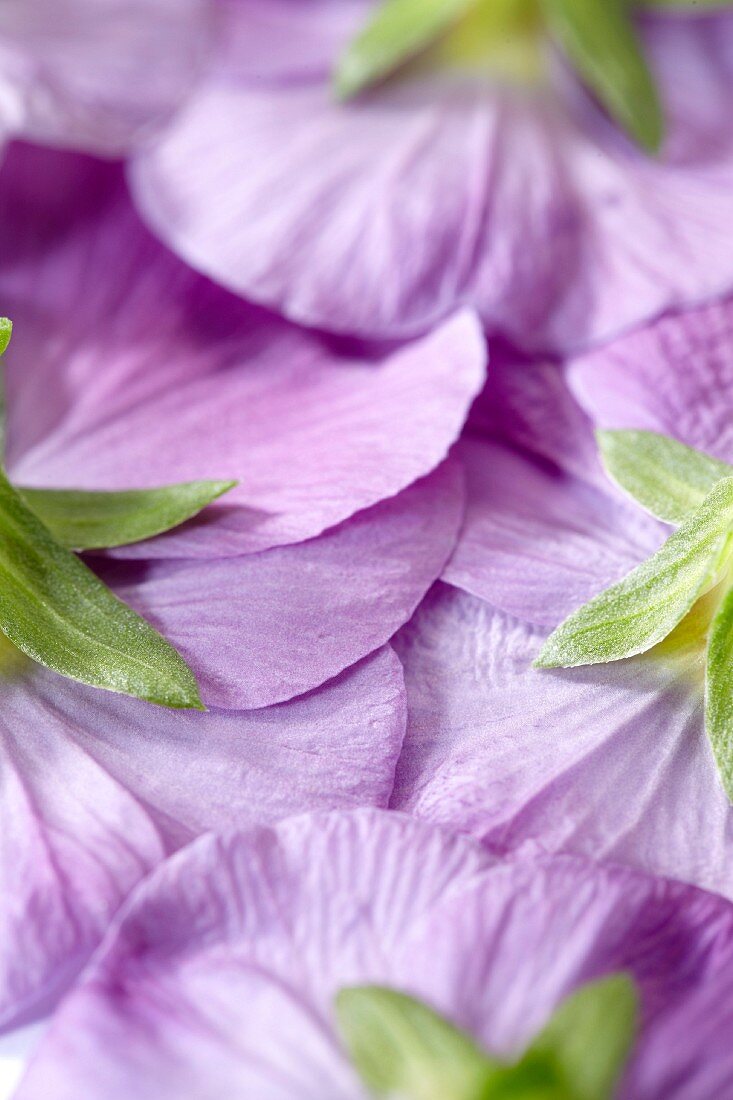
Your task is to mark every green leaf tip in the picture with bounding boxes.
[0,467,205,710]
[536,475,733,670]
[596,428,733,524]
[541,0,664,153]
[335,985,495,1100]
[333,0,476,99]
[20,478,237,550]
[0,318,12,357]
[336,975,639,1100]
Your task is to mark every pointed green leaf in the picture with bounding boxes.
[335,986,498,1099]
[19,479,236,550]
[541,0,664,152]
[0,317,12,357]
[0,467,203,708]
[705,583,733,800]
[526,975,639,1100]
[597,429,732,524]
[334,0,476,98]
[536,477,733,668]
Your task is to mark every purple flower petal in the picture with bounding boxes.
[0,145,484,558]
[0,650,404,1030]
[392,582,733,897]
[14,809,733,1098]
[569,296,733,464]
[443,437,663,626]
[0,0,211,155]
[108,460,463,709]
[130,9,733,351]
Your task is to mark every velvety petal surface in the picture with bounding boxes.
[130,10,733,351]
[15,810,733,1099]
[102,460,463,709]
[569,296,733,464]
[0,0,210,154]
[0,647,404,1031]
[392,582,733,898]
[443,436,664,626]
[0,144,484,558]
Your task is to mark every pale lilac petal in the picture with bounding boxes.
[443,437,664,625]
[467,344,604,489]
[14,810,733,1099]
[569,297,733,464]
[130,11,733,351]
[392,583,733,899]
[215,0,369,81]
[0,145,483,558]
[0,0,210,155]
[0,648,404,1030]
[129,78,576,345]
[105,461,463,709]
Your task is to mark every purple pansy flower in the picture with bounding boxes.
[391,339,733,898]
[0,0,210,156]
[129,1,733,353]
[14,808,733,1098]
[0,143,485,1028]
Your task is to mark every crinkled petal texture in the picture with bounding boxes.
[0,650,405,1030]
[15,810,733,1099]
[392,582,733,897]
[1,144,485,560]
[0,0,210,155]
[410,348,733,895]
[569,294,733,464]
[129,9,733,351]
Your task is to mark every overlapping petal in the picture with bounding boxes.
[129,7,733,351]
[14,810,733,1098]
[106,459,464,709]
[0,144,484,559]
[569,295,733,464]
[0,649,404,1030]
[443,436,663,625]
[391,582,733,897]
[0,0,210,155]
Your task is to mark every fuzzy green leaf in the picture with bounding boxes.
[541,0,664,151]
[536,477,733,668]
[19,480,236,550]
[526,975,638,1100]
[597,429,732,524]
[336,986,498,1100]
[0,467,202,708]
[705,584,733,800]
[334,0,476,98]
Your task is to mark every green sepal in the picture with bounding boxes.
[337,977,639,1100]
[524,975,638,1100]
[540,0,664,152]
[705,581,733,800]
[0,318,12,357]
[597,429,732,524]
[19,480,236,550]
[335,986,499,1100]
[536,477,733,669]
[0,466,203,708]
[334,0,476,99]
